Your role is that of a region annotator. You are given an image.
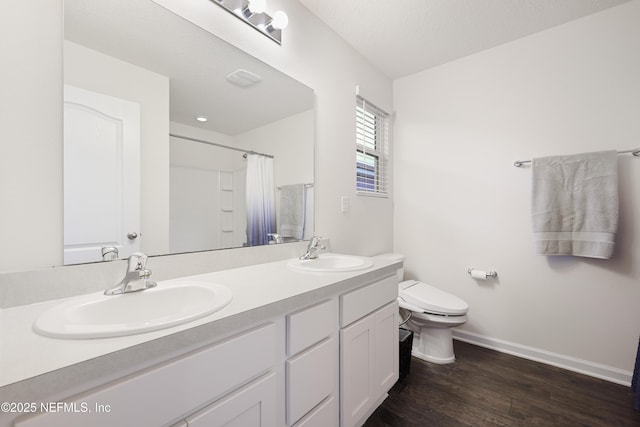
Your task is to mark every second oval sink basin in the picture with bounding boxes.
[287,253,374,272]
[33,281,232,339]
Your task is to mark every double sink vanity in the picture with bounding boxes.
[2,0,401,425]
[0,252,401,427]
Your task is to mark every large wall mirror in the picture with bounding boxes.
[63,0,315,265]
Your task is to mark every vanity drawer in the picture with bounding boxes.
[287,299,335,356]
[340,275,398,327]
[286,337,336,425]
[294,396,337,427]
[16,323,277,427]
[185,372,277,427]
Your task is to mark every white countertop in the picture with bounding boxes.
[0,255,399,390]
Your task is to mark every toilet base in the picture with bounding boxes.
[411,348,455,364]
[412,324,457,364]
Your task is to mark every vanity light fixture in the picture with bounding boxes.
[242,0,266,18]
[267,10,289,32]
[211,0,288,45]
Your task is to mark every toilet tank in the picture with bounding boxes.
[373,253,405,282]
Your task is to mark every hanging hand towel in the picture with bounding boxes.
[279,184,306,240]
[531,150,618,259]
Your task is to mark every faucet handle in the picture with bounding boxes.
[105,252,156,295]
[300,237,326,260]
[139,268,152,279]
[127,252,149,271]
[131,253,153,281]
[309,236,326,249]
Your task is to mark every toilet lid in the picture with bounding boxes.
[398,280,468,316]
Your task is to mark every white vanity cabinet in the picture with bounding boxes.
[285,299,339,426]
[8,261,402,427]
[15,323,280,427]
[339,275,399,427]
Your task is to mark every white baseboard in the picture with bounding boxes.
[452,329,633,386]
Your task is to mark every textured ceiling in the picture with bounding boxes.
[299,0,631,79]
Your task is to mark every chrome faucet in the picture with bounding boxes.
[101,246,119,261]
[267,233,283,244]
[299,236,326,260]
[104,253,157,295]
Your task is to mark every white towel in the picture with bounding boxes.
[531,150,618,259]
[279,184,306,239]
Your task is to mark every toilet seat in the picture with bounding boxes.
[399,280,468,316]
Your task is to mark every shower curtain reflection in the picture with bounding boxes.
[245,154,276,246]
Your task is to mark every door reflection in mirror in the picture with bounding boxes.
[64,85,141,265]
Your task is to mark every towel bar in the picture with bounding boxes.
[513,148,640,167]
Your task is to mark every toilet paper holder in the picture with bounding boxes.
[467,268,497,279]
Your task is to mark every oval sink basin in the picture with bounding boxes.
[33,281,232,339]
[287,253,374,272]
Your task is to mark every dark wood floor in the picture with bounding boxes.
[364,340,639,426]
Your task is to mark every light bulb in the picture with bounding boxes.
[248,0,266,14]
[271,10,288,30]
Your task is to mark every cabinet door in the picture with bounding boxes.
[340,314,375,427]
[186,372,277,427]
[374,302,399,396]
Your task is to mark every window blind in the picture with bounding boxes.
[356,95,389,196]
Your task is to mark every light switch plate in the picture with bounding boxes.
[341,196,349,213]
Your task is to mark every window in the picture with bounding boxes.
[356,95,389,196]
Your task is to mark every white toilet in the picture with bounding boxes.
[376,254,469,364]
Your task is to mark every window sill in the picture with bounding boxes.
[356,191,389,199]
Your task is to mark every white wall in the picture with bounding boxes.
[0,1,63,271]
[394,1,640,382]
[169,123,236,252]
[152,0,394,256]
[170,122,235,170]
[234,110,315,189]
[64,41,171,256]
